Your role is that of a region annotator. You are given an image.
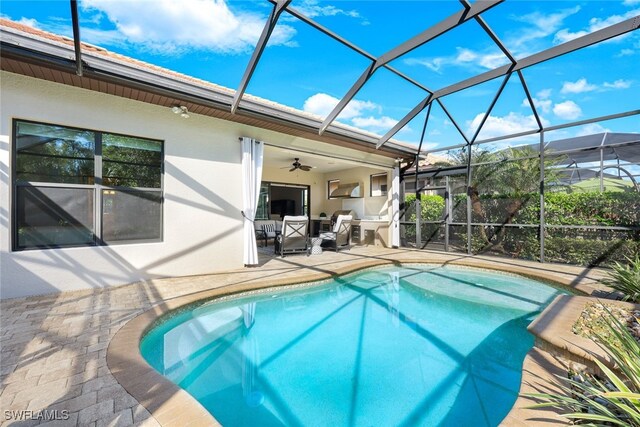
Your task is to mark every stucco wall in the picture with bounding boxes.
[1,72,251,298]
[1,71,399,298]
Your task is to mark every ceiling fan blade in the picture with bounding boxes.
[289,167,297,172]
[299,166,312,171]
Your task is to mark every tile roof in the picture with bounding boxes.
[0,18,418,152]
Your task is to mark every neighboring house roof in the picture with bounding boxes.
[0,18,417,159]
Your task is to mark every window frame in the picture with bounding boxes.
[370,172,388,197]
[12,119,164,251]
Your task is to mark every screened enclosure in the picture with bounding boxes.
[400,131,640,266]
[11,0,638,264]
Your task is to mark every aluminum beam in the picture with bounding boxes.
[283,6,430,92]
[231,0,291,114]
[379,15,640,147]
[435,15,640,100]
[69,0,83,76]
[320,0,503,135]
[544,109,640,132]
[469,72,512,144]
[409,102,433,175]
[436,99,470,145]
[517,70,543,130]
[377,94,433,149]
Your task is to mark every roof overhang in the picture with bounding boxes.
[0,23,417,161]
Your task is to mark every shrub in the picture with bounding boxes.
[603,256,640,303]
[404,194,445,222]
[527,309,640,426]
[411,191,640,266]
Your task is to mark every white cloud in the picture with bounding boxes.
[509,6,581,50]
[554,9,640,44]
[624,0,640,5]
[522,97,552,114]
[302,93,378,119]
[561,78,597,94]
[522,88,552,114]
[302,93,404,134]
[537,89,553,99]
[553,28,588,44]
[558,78,632,94]
[15,17,38,27]
[291,0,360,19]
[575,123,612,137]
[351,116,403,132]
[470,112,548,140]
[79,0,297,54]
[404,57,444,73]
[617,48,635,57]
[603,79,632,89]
[553,100,582,120]
[404,47,508,73]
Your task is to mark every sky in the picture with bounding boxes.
[1,0,639,154]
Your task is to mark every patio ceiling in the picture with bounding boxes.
[263,144,391,174]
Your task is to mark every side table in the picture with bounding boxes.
[310,237,323,255]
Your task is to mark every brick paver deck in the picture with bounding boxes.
[0,247,610,426]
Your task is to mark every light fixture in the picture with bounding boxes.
[171,105,189,118]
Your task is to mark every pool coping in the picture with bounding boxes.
[528,295,639,372]
[106,257,612,427]
[502,295,640,426]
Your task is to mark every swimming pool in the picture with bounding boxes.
[140,265,563,426]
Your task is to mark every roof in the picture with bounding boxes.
[542,132,640,164]
[0,18,417,159]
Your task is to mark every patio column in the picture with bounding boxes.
[391,165,400,248]
[241,137,264,265]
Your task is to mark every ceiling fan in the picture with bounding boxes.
[285,158,313,172]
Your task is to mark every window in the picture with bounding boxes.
[13,120,163,250]
[370,173,388,197]
[328,179,340,199]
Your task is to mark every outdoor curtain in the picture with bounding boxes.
[241,137,264,265]
[391,165,400,248]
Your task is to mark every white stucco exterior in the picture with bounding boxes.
[1,71,250,298]
[0,71,399,298]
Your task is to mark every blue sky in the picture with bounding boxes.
[2,0,639,152]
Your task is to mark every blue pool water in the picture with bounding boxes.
[140,265,562,426]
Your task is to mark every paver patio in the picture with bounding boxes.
[1,246,611,426]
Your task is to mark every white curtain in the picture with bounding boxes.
[391,165,400,248]
[241,137,264,265]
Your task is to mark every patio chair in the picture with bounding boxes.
[320,215,352,252]
[254,220,283,247]
[275,215,309,257]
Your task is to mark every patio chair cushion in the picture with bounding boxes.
[276,215,309,256]
[333,215,353,233]
[321,215,352,251]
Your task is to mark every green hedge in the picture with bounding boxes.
[404,194,445,222]
[404,191,640,266]
[544,192,640,226]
